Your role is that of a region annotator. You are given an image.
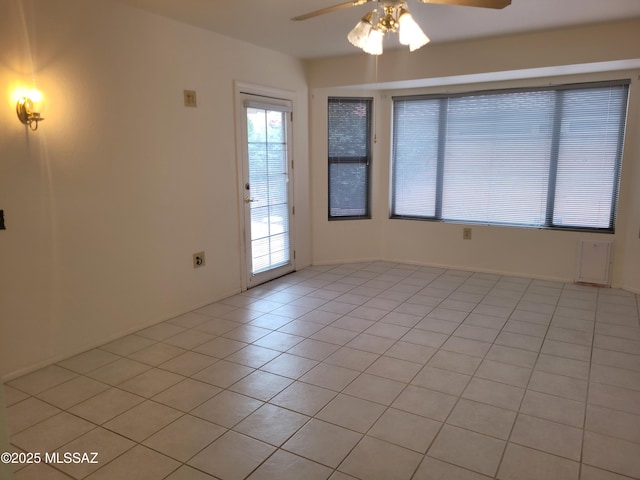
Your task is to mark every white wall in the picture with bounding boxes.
[307,20,640,291]
[0,0,310,379]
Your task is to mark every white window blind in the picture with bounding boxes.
[391,81,629,232]
[328,97,373,219]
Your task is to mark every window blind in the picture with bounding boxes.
[328,97,373,219]
[391,81,629,232]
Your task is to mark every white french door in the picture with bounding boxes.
[237,89,295,289]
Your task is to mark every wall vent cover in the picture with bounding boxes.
[575,239,613,287]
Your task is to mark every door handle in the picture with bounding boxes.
[245,197,257,204]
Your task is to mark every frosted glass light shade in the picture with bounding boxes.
[347,12,374,49]
[362,28,384,55]
[398,10,430,51]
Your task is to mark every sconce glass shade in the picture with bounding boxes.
[347,11,374,49]
[362,28,384,55]
[398,9,430,51]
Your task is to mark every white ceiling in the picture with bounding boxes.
[111,0,640,59]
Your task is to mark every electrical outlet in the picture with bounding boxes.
[184,90,197,107]
[193,251,205,268]
[463,227,472,240]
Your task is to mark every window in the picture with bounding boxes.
[391,81,629,232]
[328,97,373,219]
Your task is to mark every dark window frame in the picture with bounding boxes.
[328,97,373,220]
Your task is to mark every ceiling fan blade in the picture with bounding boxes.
[418,0,511,9]
[292,0,373,21]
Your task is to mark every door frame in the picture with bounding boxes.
[234,81,297,291]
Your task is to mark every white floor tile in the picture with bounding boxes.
[57,349,120,374]
[7,397,62,436]
[316,394,385,433]
[299,363,360,391]
[151,378,221,412]
[447,398,516,440]
[8,365,78,395]
[497,443,579,480]
[411,365,470,396]
[69,387,145,424]
[392,385,457,421]
[85,445,179,480]
[234,403,309,446]
[510,413,583,460]
[339,436,423,480]
[282,419,362,468]
[55,427,135,478]
[229,370,293,401]
[583,432,640,479]
[428,424,505,476]
[36,375,110,409]
[249,450,332,480]
[190,390,263,428]
[11,411,95,452]
[269,381,337,416]
[342,373,405,405]
[519,389,585,428]
[103,400,182,442]
[143,414,226,462]
[413,457,492,480]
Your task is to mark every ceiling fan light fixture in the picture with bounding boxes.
[294,0,512,55]
[347,10,374,49]
[398,7,430,51]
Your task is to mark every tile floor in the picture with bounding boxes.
[4,262,640,480]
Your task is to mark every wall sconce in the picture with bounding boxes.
[16,91,44,131]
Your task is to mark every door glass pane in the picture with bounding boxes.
[247,107,290,275]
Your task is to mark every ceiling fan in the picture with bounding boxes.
[293,0,511,55]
